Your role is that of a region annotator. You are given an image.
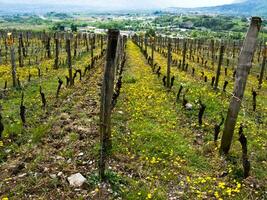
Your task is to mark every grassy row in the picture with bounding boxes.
[108,41,266,199]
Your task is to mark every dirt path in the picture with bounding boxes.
[0,61,104,199]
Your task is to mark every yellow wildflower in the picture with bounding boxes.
[218,182,225,189]
[147,193,152,199]
[214,191,220,198]
[150,157,156,164]
[186,176,191,182]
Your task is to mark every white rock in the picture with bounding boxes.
[185,103,193,110]
[18,173,27,178]
[68,173,86,187]
[50,174,57,179]
[78,152,84,156]
[43,167,49,172]
[56,155,64,160]
[57,172,63,177]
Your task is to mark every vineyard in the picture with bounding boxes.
[0,16,266,200]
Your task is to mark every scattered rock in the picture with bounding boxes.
[57,172,63,177]
[78,152,84,157]
[43,167,49,172]
[185,103,193,110]
[60,113,70,120]
[50,174,57,179]
[55,156,64,160]
[18,173,27,178]
[67,173,86,187]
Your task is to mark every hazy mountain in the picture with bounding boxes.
[165,0,267,17]
[0,3,156,15]
[0,0,266,17]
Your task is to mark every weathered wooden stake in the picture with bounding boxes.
[66,38,74,86]
[214,44,224,90]
[220,17,262,155]
[18,33,24,67]
[166,38,171,88]
[54,34,59,69]
[0,111,4,139]
[91,34,95,67]
[11,45,17,87]
[151,38,154,71]
[99,29,119,181]
[182,40,187,70]
[258,44,266,88]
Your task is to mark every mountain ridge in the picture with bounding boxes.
[164,0,267,17]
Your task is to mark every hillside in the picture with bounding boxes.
[165,0,267,17]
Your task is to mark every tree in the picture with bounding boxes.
[71,23,78,32]
[145,28,156,37]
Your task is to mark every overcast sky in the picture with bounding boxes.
[0,0,239,9]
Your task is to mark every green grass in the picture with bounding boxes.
[109,41,266,199]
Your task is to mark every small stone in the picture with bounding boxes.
[185,103,193,110]
[5,149,11,153]
[78,152,84,156]
[18,173,27,178]
[57,172,63,177]
[50,174,57,179]
[56,156,64,160]
[43,167,49,172]
[60,113,70,120]
[68,173,86,187]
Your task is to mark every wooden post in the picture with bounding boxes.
[85,34,89,52]
[74,35,78,58]
[66,38,74,86]
[214,44,224,90]
[91,34,95,67]
[259,43,266,88]
[100,34,103,53]
[211,39,215,67]
[11,45,17,87]
[167,38,171,88]
[99,29,119,181]
[46,36,51,59]
[233,41,236,59]
[182,39,187,70]
[54,33,59,69]
[18,33,24,67]
[220,17,262,155]
[151,38,154,71]
[189,39,193,60]
[257,40,262,62]
[7,33,17,87]
[145,36,148,55]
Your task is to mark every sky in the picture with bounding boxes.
[0,0,239,9]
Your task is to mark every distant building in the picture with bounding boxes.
[120,31,135,37]
[180,21,194,29]
[64,27,71,32]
